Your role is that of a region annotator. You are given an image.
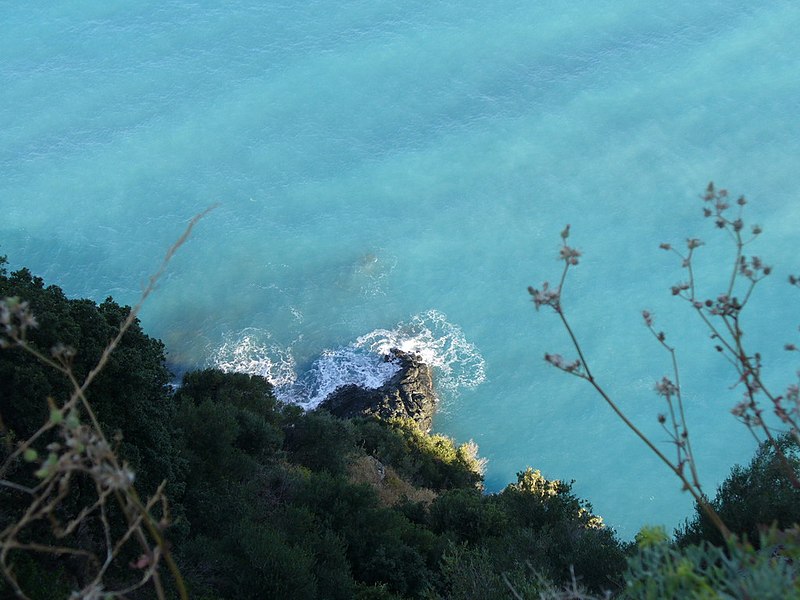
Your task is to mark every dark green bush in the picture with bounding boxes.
[352,417,483,491]
[2,258,633,599]
[428,489,507,543]
[284,410,355,475]
[0,264,183,498]
[676,435,800,549]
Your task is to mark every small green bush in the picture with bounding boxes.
[623,526,800,599]
[677,436,800,549]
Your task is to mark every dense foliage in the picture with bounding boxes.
[154,373,629,599]
[622,525,800,599]
[3,260,798,599]
[0,261,628,598]
[676,435,800,549]
[0,259,183,497]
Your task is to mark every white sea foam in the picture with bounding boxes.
[209,310,485,411]
[279,348,402,410]
[355,309,486,393]
[207,328,400,409]
[208,328,297,388]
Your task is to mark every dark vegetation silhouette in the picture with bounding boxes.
[0,252,625,599]
[2,186,799,598]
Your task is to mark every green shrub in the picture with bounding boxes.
[623,526,800,599]
[352,417,483,491]
[284,410,355,475]
[428,489,507,543]
[439,545,509,600]
[493,469,626,593]
[0,265,183,498]
[234,522,319,599]
[677,436,800,549]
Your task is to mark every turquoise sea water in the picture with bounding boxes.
[2,1,799,538]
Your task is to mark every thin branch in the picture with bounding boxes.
[0,207,213,598]
[555,309,730,537]
[0,480,35,495]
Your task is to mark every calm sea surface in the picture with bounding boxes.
[2,1,799,538]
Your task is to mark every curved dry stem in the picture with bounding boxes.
[555,309,731,539]
[0,208,213,599]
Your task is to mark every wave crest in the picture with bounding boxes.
[280,348,401,410]
[208,310,485,410]
[207,328,296,387]
[355,309,486,392]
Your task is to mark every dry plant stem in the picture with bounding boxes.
[503,573,525,600]
[98,499,115,576]
[0,208,214,599]
[717,210,800,484]
[735,349,800,482]
[680,235,800,490]
[653,331,702,490]
[77,205,217,402]
[734,348,800,489]
[554,306,732,540]
[3,542,95,560]
[530,232,732,539]
[0,480,34,495]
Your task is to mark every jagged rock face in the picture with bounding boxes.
[320,349,437,431]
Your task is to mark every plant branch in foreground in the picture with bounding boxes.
[0,206,215,600]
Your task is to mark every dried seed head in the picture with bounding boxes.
[686,238,703,249]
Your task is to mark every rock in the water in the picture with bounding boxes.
[320,349,438,430]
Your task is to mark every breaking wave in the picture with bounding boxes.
[208,310,485,410]
[355,309,486,393]
[207,328,297,388]
[279,348,402,410]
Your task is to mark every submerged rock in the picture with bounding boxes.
[320,348,438,430]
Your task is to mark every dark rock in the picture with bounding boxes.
[320,349,438,431]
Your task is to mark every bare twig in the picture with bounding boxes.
[0,207,214,598]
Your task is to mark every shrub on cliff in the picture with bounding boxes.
[0,207,213,600]
[428,489,508,544]
[0,260,183,498]
[622,525,800,599]
[676,435,800,548]
[2,254,628,599]
[486,468,626,594]
[284,409,356,475]
[352,416,484,491]
[174,368,283,534]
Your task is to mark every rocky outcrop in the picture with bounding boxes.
[320,349,438,431]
